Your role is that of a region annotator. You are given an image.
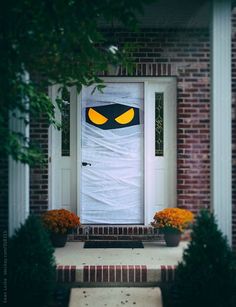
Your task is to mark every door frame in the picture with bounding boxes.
[49,77,176,224]
[76,77,177,225]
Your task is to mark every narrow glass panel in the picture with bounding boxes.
[155,93,164,156]
[61,88,70,156]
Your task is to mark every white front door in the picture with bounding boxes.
[80,83,144,224]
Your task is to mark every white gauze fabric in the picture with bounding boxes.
[81,83,144,224]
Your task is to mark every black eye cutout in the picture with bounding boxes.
[86,103,140,130]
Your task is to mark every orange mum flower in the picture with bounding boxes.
[151,208,194,233]
[42,209,80,234]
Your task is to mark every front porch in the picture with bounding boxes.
[55,224,190,287]
[55,237,187,306]
[6,0,235,248]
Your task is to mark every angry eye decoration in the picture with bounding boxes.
[88,108,108,125]
[86,103,140,130]
[114,108,135,124]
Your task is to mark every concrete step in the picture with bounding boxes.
[69,287,163,307]
[55,242,187,286]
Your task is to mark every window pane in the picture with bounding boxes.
[61,89,70,156]
[155,93,164,156]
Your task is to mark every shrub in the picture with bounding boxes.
[171,210,236,307]
[8,215,56,307]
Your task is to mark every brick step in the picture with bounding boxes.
[68,226,191,242]
[68,225,161,241]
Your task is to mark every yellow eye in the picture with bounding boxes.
[88,108,108,125]
[115,108,134,124]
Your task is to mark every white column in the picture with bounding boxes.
[8,72,30,236]
[211,0,232,244]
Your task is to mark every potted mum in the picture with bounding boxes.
[151,208,194,247]
[42,209,80,247]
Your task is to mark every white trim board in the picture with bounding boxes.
[49,85,77,212]
[9,72,30,236]
[211,0,232,245]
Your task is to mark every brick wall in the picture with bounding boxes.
[103,28,211,215]
[30,116,49,215]
[29,29,211,218]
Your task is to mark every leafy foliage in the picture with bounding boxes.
[1,0,152,164]
[8,215,56,307]
[171,210,236,307]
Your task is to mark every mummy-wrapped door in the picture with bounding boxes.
[81,83,144,224]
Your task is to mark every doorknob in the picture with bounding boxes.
[82,162,92,166]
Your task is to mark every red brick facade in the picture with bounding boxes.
[30,116,49,215]
[30,28,211,215]
[1,12,235,247]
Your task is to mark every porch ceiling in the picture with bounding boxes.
[100,0,211,29]
[138,0,211,29]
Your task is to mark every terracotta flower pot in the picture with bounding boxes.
[164,232,181,247]
[50,233,67,248]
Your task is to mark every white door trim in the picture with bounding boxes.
[49,85,77,211]
[48,84,59,210]
[145,79,177,223]
[76,88,82,217]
